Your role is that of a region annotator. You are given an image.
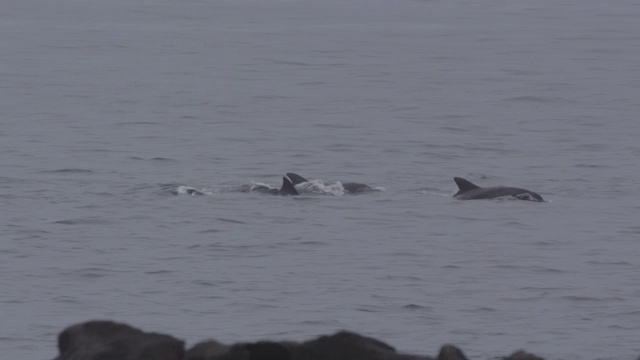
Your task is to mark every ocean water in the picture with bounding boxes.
[2,0,640,359]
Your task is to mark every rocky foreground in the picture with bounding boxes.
[52,320,545,360]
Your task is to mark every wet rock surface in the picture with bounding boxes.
[53,320,184,360]
[52,320,549,360]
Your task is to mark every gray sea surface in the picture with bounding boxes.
[2,0,640,359]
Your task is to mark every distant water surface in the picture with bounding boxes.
[1,1,640,359]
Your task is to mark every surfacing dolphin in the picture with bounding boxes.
[173,177,298,196]
[453,177,544,202]
[286,172,376,194]
[247,176,299,196]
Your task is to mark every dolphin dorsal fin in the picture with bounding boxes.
[454,177,480,192]
[280,177,299,196]
[286,172,309,185]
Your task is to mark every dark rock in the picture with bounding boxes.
[53,320,184,360]
[436,345,468,360]
[185,340,293,360]
[246,342,294,360]
[293,331,433,360]
[293,331,394,360]
[185,340,230,360]
[503,350,545,360]
[51,321,547,360]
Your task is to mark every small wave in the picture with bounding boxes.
[130,157,178,162]
[503,95,574,103]
[44,168,94,174]
[215,217,246,225]
[113,121,159,126]
[563,295,623,303]
[574,163,609,168]
[355,306,378,313]
[191,280,217,287]
[586,260,632,266]
[198,229,223,234]
[80,270,111,279]
[53,217,112,225]
[145,270,173,275]
[419,189,450,197]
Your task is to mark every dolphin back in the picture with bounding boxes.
[453,177,544,202]
[453,177,480,196]
[279,177,299,196]
[286,172,309,185]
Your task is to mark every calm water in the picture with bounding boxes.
[2,1,640,359]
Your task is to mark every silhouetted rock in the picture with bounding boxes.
[51,320,548,360]
[53,320,184,360]
[184,340,230,360]
[503,350,545,360]
[247,342,294,360]
[185,340,293,360]
[293,331,433,360]
[436,345,469,360]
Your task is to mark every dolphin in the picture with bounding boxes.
[173,177,299,196]
[453,177,543,202]
[246,176,299,196]
[276,176,299,195]
[286,172,375,194]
